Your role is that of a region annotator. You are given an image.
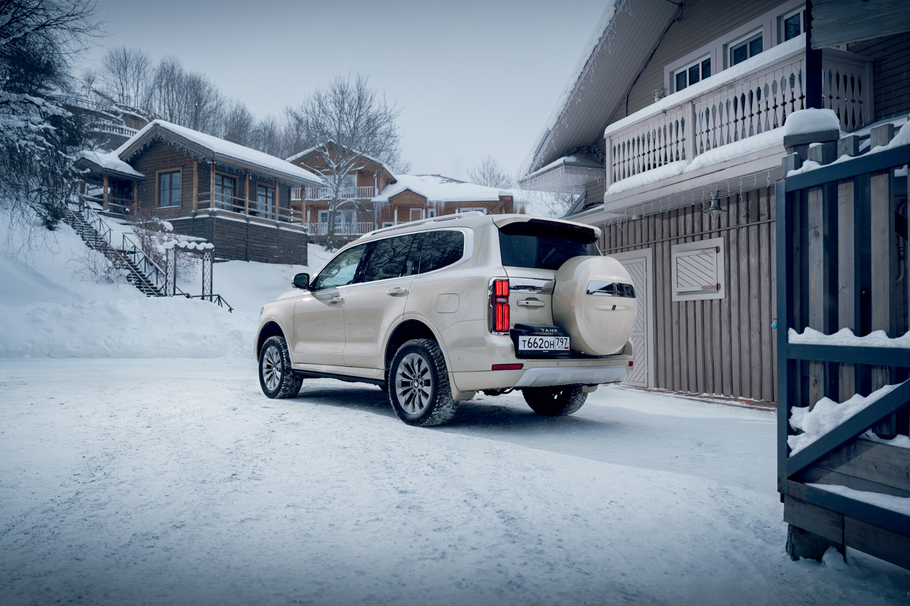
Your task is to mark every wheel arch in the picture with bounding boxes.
[256,320,286,359]
[384,318,441,373]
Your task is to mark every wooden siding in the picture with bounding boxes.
[608,0,788,126]
[600,189,777,402]
[848,32,910,121]
[131,142,197,220]
[170,216,307,265]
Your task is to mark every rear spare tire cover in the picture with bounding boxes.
[552,256,636,356]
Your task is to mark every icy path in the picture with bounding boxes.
[2,359,909,606]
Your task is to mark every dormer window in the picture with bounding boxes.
[729,31,763,67]
[674,56,711,92]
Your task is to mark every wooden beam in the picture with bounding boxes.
[784,496,843,544]
[274,178,279,221]
[787,480,910,537]
[193,161,198,212]
[811,0,910,48]
[244,171,250,216]
[102,173,109,211]
[210,161,215,210]
[787,343,910,368]
[787,380,910,477]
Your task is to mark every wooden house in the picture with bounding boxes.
[519,0,910,403]
[108,120,323,264]
[287,143,525,243]
[287,142,397,240]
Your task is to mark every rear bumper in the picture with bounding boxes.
[513,365,627,387]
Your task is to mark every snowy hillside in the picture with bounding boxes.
[0,208,330,359]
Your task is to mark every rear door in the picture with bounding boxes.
[342,234,418,369]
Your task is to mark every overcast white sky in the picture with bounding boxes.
[78,0,605,181]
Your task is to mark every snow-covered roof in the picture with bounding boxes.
[372,174,508,204]
[285,140,395,179]
[117,120,323,186]
[77,150,145,180]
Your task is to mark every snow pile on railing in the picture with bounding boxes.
[789,327,910,348]
[806,483,910,516]
[788,382,903,454]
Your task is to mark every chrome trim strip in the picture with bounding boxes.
[587,281,636,297]
[509,277,553,294]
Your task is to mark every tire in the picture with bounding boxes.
[522,384,587,416]
[258,335,303,399]
[389,339,457,427]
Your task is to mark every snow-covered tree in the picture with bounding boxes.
[0,0,99,229]
[286,73,404,250]
[467,155,514,189]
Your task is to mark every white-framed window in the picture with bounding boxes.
[781,8,805,42]
[427,208,437,218]
[382,222,394,228]
[671,237,725,301]
[457,207,486,214]
[729,30,763,67]
[673,56,711,92]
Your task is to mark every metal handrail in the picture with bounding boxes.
[183,293,233,313]
[74,195,176,296]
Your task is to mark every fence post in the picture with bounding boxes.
[869,124,898,437]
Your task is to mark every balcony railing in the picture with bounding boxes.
[307,222,374,237]
[604,43,873,190]
[196,192,305,225]
[291,186,375,201]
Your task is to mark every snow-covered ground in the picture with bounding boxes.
[2,208,910,605]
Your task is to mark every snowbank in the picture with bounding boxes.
[0,205,332,360]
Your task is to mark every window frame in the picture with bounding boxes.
[727,30,764,67]
[157,169,182,208]
[256,183,275,220]
[214,172,237,211]
[672,55,712,93]
[670,237,725,301]
[781,8,805,42]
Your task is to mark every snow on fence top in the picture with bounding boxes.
[116,120,324,186]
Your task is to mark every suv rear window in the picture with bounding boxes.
[499,220,599,270]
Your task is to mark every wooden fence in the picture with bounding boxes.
[777,124,910,569]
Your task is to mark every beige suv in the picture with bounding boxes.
[256,213,636,426]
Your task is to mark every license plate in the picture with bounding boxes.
[518,335,570,352]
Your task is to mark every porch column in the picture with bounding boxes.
[193,161,198,211]
[132,180,138,212]
[244,171,250,216]
[102,173,109,211]
[210,162,215,210]
[274,178,279,221]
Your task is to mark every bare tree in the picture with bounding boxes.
[145,56,224,133]
[99,45,151,108]
[0,0,99,229]
[220,99,255,145]
[467,155,514,189]
[286,73,403,249]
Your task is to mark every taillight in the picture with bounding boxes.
[491,279,510,333]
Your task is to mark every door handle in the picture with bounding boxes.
[328,296,343,305]
[387,287,408,296]
[517,299,545,308]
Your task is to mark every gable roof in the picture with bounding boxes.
[520,0,680,178]
[286,140,396,181]
[373,174,508,204]
[116,120,324,186]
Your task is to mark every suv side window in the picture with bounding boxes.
[359,235,416,283]
[417,230,464,274]
[312,244,368,290]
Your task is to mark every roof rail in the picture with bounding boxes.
[363,211,486,237]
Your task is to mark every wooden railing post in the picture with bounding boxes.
[869,124,898,437]
[605,135,613,192]
[102,173,109,211]
[686,100,697,162]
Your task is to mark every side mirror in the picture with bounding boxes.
[292,273,310,290]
